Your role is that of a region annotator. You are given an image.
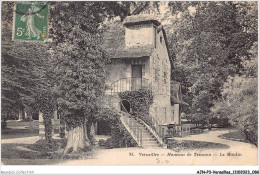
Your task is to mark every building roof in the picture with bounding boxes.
[124,15,161,26]
[101,19,154,59]
[101,15,173,65]
[106,45,154,59]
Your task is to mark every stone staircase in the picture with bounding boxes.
[103,94,165,148]
[119,112,165,148]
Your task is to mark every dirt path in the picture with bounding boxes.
[1,122,257,165]
[55,128,258,165]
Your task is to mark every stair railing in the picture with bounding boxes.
[109,77,150,95]
[150,114,164,137]
[109,97,142,146]
[106,94,163,146]
[136,118,164,147]
[120,113,143,146]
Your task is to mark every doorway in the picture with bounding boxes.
[132,65,142,91]
[120,100,131,113]
[97,120,111,135]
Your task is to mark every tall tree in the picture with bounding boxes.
[212,42,257,146]
[49,2,130,152]
[48,1,159,152]
[167,2,257,126]
[1,2,56,142]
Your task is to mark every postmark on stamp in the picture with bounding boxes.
[13,1,48,42]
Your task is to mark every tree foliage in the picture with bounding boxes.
[212,42,257,146]
[48,2,160,152]
[167,2,257,125]
[49,2,110,131]
[119,89,154,128]
[2,2,56,139]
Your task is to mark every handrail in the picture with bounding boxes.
[104,94,165,147]
[150,114,163,137]
[120,112,142,146]
[104,94,142,146]
[136,118,165,147]
[174,124,191,137]
[111,77,150,87]
[109,77,151,95]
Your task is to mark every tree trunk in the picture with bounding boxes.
[207,119,211,130]
[43,113,53,143]
[24,111,29,120]
[59,116,66,138]
[86,120,95,145]
[18,110,23,120]
[64,125,87,153]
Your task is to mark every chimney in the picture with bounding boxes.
[123,15,161,48]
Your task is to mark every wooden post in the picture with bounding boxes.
[59,115,66,138]
[18,110,23,120]
[174,104,180,124]
[29,115,33,131]
[39,111,45,139]
[24,111,29,120]
[53,110,58,134]
[140,129,142,145]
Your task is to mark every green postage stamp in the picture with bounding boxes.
[13,1,48,42]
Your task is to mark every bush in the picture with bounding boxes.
[190,128,204,135]
[27,139,67,152]
[210,117,230,128]
[1,120,7,129]
[219,131,247,142]
[167,140,229,150]
[98,139,106,146]
[96,108,137,148]
[105,138,114,149]
[212,76,258,147]
[118,89,154,129]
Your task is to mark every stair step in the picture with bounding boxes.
[121,115,162,148]
[142,142,158,145]
[142,133,154,137]
[142,144,160,147]
[142,139,158,142]
[142,138,157,141]
[142,140,157,142]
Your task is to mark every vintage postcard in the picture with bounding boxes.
[1,1,259,174]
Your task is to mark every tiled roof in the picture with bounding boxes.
[107,45,154,59]
[101,19,154,59]
[124,14,161,26]
[101,15,173,65]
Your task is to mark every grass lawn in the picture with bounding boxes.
[1,143,54,160]
[167,140,230,151]
[219,131,247,142]
[1,142,95,165]
[1,138,96,164]
[2,120,39,139]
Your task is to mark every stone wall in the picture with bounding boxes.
[125,24,154,47]
[149,28,173,127]
[105,58,150,94]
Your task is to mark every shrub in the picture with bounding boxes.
[219,131,247,142]
[96,108,137,148]
[190,128,204,135]
[167,140,229,150]
[212,76,258,146]
[118,89,154,129]
[98,139,106,146]
[27,139,67,152]
[105,138,114,149]
[1,120,7,129]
